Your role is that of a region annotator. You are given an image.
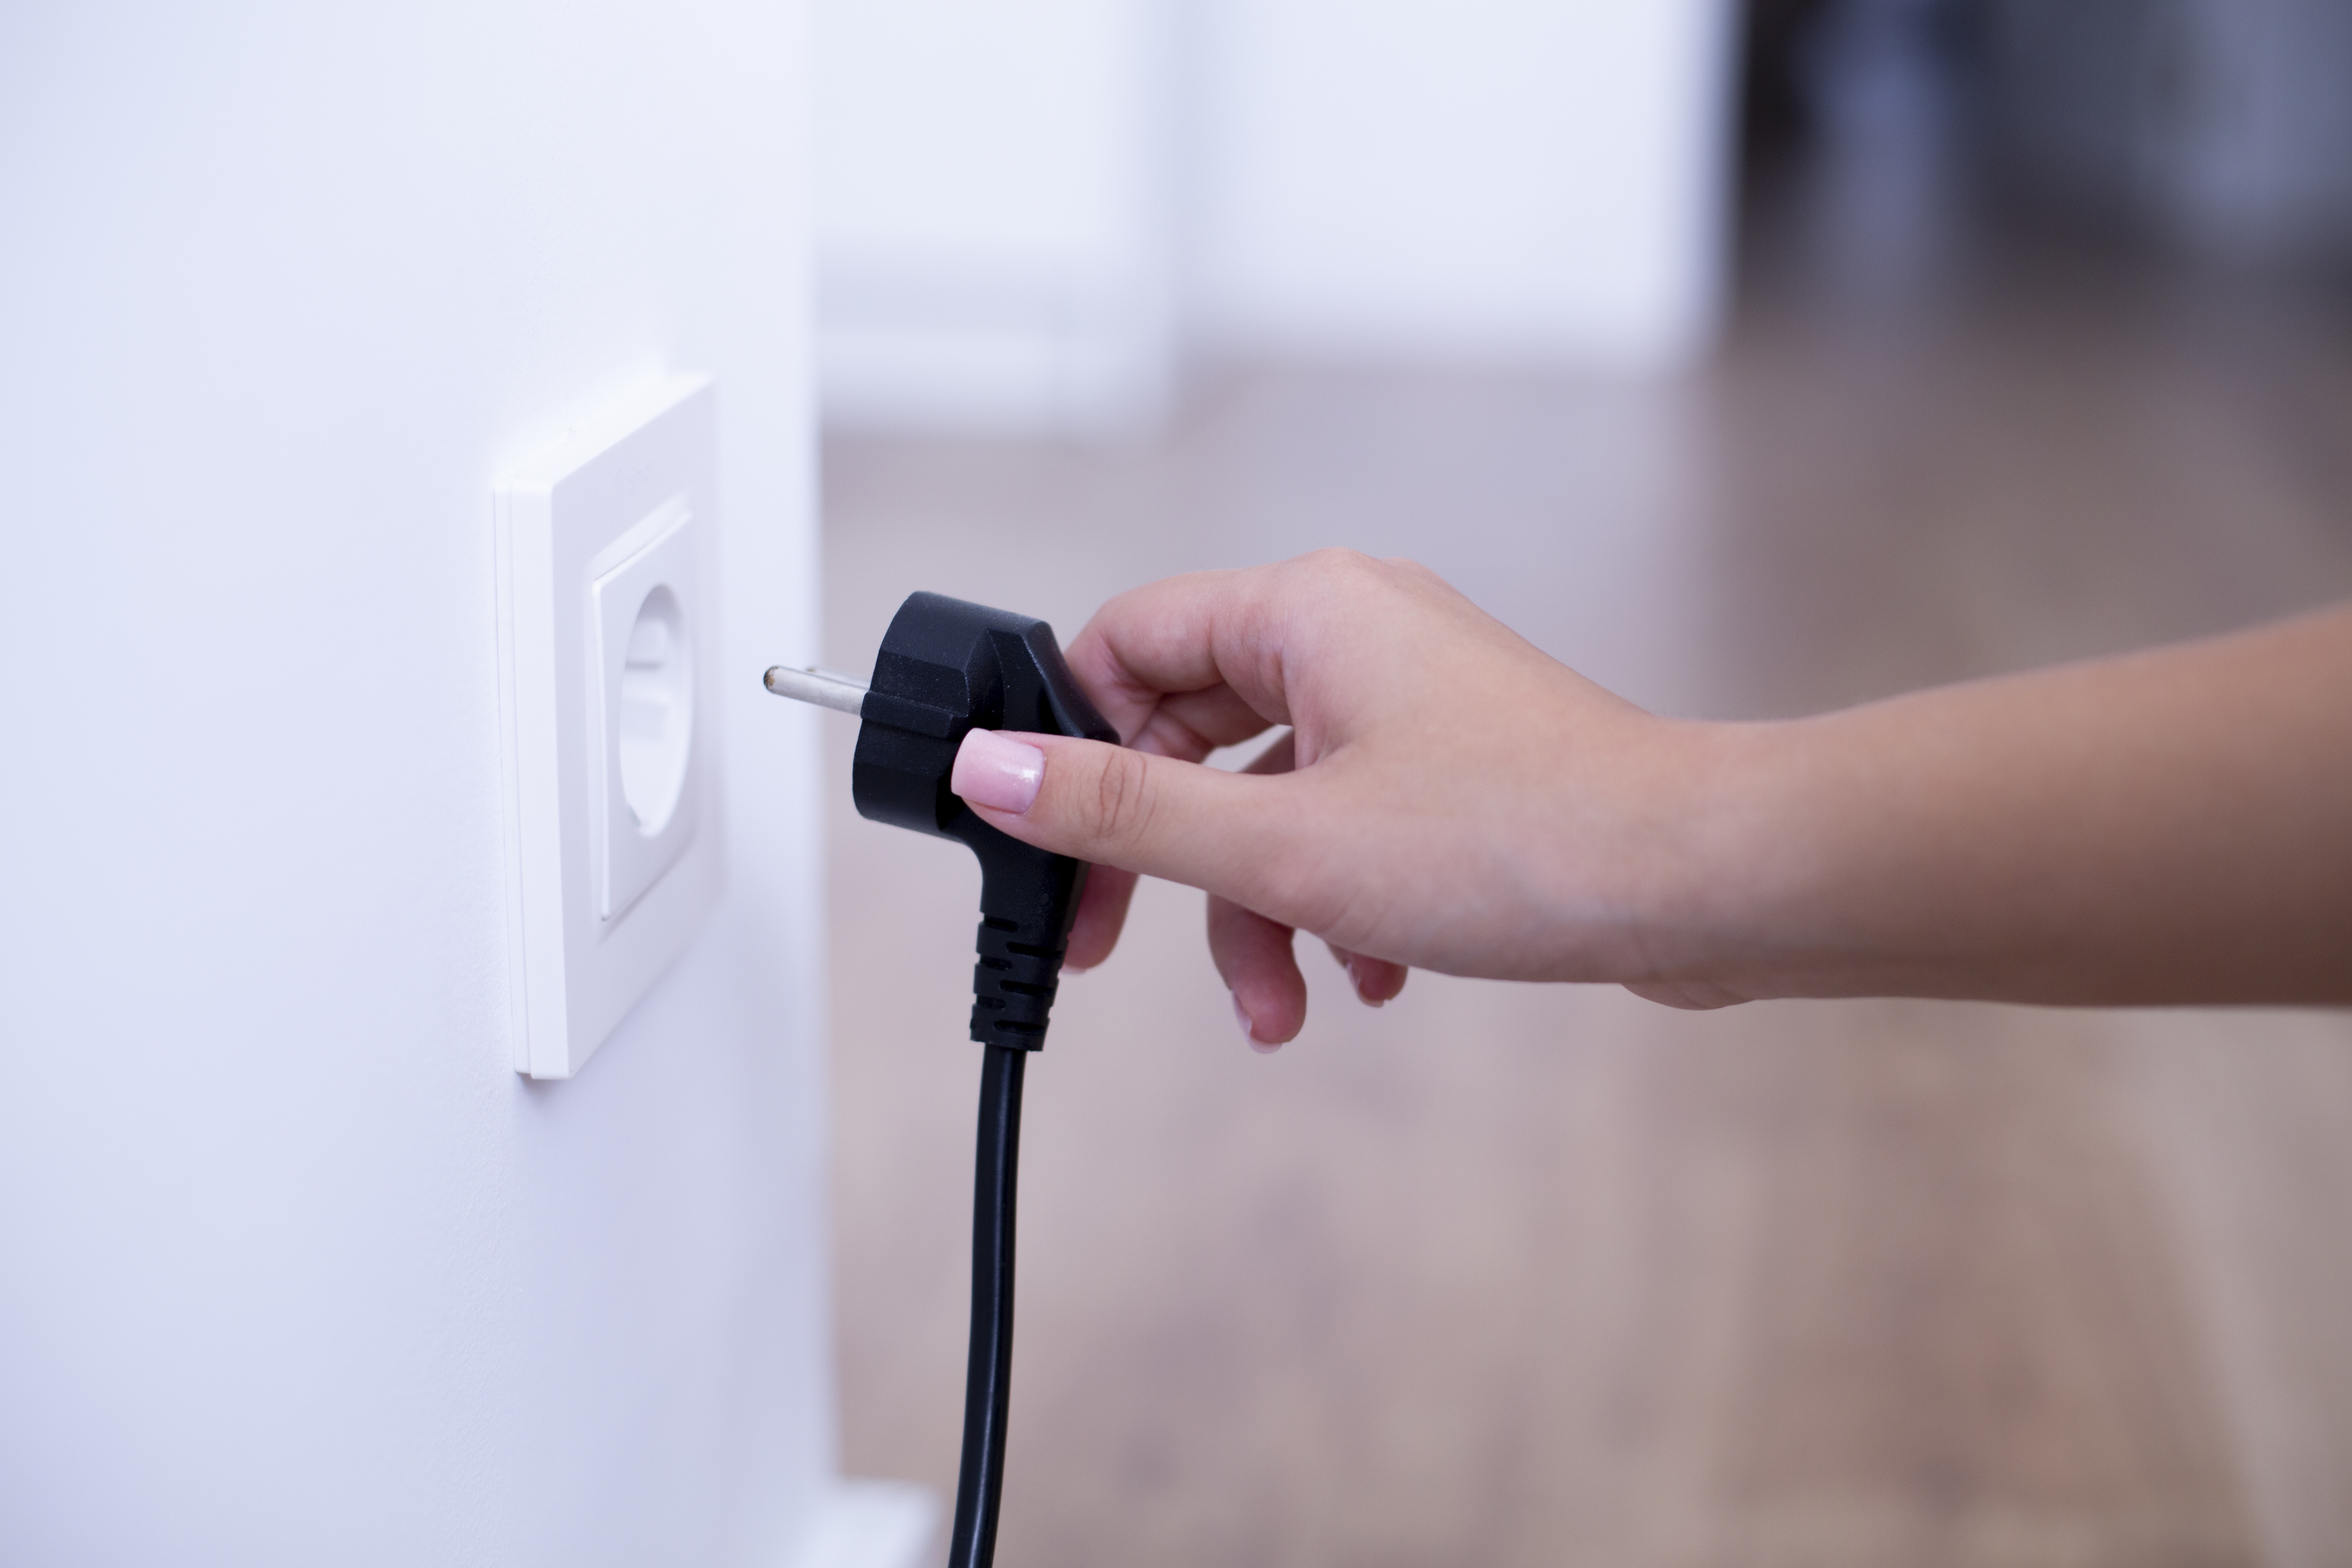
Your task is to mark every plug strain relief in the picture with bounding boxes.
[968,916,1066,1048]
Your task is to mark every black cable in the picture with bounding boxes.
[766,593,1109,1566]
[946,1042,1025,1568]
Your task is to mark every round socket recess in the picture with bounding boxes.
[618,583,693,835]
[588,499,701,925]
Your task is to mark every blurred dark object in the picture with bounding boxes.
[1976,0,2352,263]
[1740,0,1839,158]
[1744,0,2352,267]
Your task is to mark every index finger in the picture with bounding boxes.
[1063,566,1299,744]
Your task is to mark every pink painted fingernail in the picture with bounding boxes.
[953,729,1045,813]
[1234,994,1279,1054]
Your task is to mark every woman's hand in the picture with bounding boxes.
[947,550,1745,1045]
[951,549,2352,1044]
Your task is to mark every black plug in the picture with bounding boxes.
[766,590,1117,1568]
[768,590,1117,1048]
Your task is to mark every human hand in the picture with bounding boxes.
[951,555,2352,1027]
[947,550,1740,1047]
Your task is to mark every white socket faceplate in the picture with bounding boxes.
[494,376,722,1079]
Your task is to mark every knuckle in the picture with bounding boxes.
[1279,548,1388,621]
[1294,546,1430,602]
[1298,545,1377,580]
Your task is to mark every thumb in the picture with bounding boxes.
[951,727,1309,916]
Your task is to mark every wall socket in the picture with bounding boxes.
[494,376,723,1079]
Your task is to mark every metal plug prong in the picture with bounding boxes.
[763,665,870,716]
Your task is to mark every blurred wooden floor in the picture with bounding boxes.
[818,195,2352,1567]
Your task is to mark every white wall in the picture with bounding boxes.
[816,0,1175,432]
[813,0,1739,433]
[1190,0,1739,368]
[0,5,841,1563]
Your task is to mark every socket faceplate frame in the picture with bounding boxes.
[493,376,723,1079]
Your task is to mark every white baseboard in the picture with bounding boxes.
[788,1480,941,1568]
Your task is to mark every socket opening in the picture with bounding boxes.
[617,583,693,836]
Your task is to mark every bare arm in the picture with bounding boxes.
[1695,606,2352,1007]
[944,550,2352,1044]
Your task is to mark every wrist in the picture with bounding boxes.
[1621,717,1815,1006]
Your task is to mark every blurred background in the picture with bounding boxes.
[816,1,2352,1565]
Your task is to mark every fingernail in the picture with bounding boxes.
[953,728,1045,813]
[1347,959,1385,1008]
[1234,994,1279,1054]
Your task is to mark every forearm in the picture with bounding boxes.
[1686,606,2352,1005]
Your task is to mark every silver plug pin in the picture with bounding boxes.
[763,665,870,716]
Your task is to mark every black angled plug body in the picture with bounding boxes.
[847,593,1115,1568]
[772,590,1114,1568]
[848,591,1117,1049]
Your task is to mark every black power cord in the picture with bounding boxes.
[949,1042,1024,1568]
[766,592,1117,1568]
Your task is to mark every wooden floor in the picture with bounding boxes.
[818,174,2352,1566]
